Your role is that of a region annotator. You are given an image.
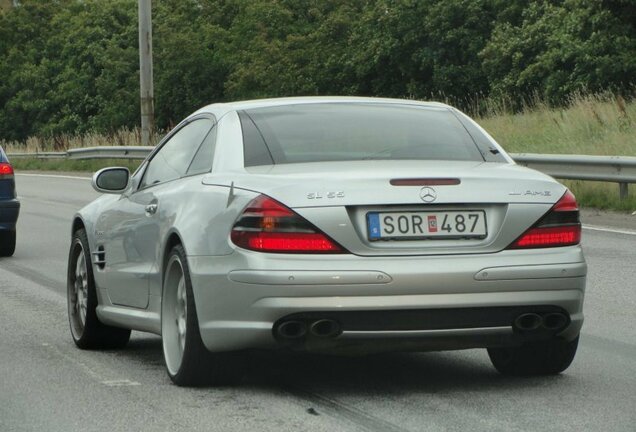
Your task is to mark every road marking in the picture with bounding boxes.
[583,225,636,236]
[101,379,141,387]
[42,343,104,382]
[16,173,90,180]
[40,343,142,386]
[581,333,636,361]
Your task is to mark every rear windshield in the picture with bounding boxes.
[240,103,493,167]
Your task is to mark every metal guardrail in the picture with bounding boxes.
[511,153,636,200]
[67,146,153,160]
[7,146,154,160]
[7,151,66,159]
[7,147,636,199]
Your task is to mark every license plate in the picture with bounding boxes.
[367,210,487,240]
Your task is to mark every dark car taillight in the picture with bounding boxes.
[508,190,581,249]
[231,195,346,253]
[0,162,14,179]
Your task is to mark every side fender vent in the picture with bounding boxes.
[92,246,106,270]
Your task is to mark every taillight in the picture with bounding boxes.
[231,195,346,253]
[0,162,14,179]
[508,190,581,249]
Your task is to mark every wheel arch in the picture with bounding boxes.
[71,215,86,234]
[70,215,96,256]
[162,230,185,282]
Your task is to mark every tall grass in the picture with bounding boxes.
[10,158,142,173]
[3,93,634,156]
[477,93,636,211]
[3,93,635,211]
[477,92,635,156]
[0,127,154,153]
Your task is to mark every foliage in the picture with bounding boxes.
[482,0,636,106]
[6,92,636,211]
[1,0,636,142]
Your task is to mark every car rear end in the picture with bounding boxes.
[0,146,19,256]
[192,100,586,366]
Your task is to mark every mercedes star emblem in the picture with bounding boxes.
[419,187,437,203]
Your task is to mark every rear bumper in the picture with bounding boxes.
[0,199,19,230]
[188,246,586,353]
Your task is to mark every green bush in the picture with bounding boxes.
[1,0,635,142]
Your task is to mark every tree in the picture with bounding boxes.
[481,0,636,105]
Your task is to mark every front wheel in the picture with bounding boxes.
[488,336,579,376]
[161,244,244,386]
[67,228,131,349]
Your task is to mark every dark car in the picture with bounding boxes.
[0,146,19,256]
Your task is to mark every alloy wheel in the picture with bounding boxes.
[162,255,187,375]
[69,241,88,339]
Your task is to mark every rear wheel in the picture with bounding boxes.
[161,244,244,386]
[67,228,131,349]
[0,229,16,257]
[488,336,579,376]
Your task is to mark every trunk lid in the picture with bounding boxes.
[203,160,565,256]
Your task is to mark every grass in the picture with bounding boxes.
[477,93,635,156]
[562,180,635,212]
[1,127,149,154]
[10,158,142,173]
[3,93,635,211]
[477,93,636,211]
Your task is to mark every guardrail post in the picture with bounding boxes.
[619,182,628,200]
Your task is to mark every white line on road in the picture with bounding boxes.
[583,225,636,236]
[101,379,141,387]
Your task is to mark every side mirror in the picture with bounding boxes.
[92,167,130,194]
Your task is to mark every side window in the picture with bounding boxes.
[140,119,212,188]
[186,125,217,175]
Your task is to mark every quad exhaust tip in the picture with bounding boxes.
[514,313,543,331]
[542,312,568,330]
[275,319,342,340]
[276,320,307,339]
[513,312,569,332]
[309,319,341,338]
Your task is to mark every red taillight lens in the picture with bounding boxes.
[235,232,343,252]
[509,190,581,249]
[511,225,581,248]
[552,190,578,212]
[231,195,346,253]
[0,162,14,178]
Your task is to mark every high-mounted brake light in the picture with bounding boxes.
[390,178,461,186]
[231,195,346,253]
[0,162,14,179]
[508,190,581,249]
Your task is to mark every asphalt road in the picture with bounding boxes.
[1,173,635,432]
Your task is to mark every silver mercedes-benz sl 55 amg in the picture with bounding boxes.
[67,97,586,386]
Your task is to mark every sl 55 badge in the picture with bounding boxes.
[307,191,345,199]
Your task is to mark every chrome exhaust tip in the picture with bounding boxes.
[276,320,307,339]
[514,313,543,331]
[542,312,568,331]
[309,319,341,338]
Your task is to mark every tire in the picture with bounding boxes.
[488,336,579,376]
[161,244,244,386]
[67,228,131,349]
[0,229,16,257]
